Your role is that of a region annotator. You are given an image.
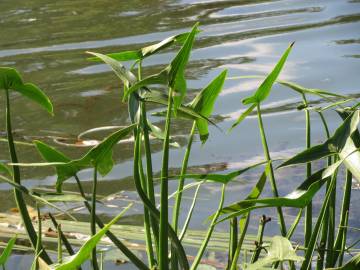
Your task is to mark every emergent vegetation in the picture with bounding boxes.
[0,23,359,270]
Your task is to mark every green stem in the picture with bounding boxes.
[73,175,149,270]
[190,184,226,270]
[325,175,337,268]
[91,166,99,270]
[300,172,338,270]
[228,217,238,268]
[57,224,63,264]
[230,214,251,270]
[256,103,287,236]
[251,215,269,263]
[332,170,352,265]
[159,87,174,270]
[133,128,189,270]
[171,122,196,270]
[302,95,312,248]
[4,89,52,264]
[138,145,156,267]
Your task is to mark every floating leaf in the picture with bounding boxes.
[0,67,53,115]
[247,236,304,270]
[242,42,294,105]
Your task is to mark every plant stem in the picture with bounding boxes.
[4,89,52,264]
[133,128,189,270]
[300,172,337,270]
[190,184,226,270]
[256,103,287,236]
[57,224,63,264]
[302,95,312,248]
[171,121,196,270]
[228,217,238,268]
[73,175,149,270]
[91,166,99,270]
[230,215,251,270]
[251,215,270,263]
[159,87,174,270]
[332,170,352,265]
[138,145,156,267]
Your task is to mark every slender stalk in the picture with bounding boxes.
[48,213,76,257]
[138,146,156,267]
[172,122,196,233]
[228,217,238,268]
[302,95,312,248]
[251,215,270,263]
[190,184,226,270]
[91,166,99,270]
[337,211,349,266]
[325,176,337,268]
[179,183,202,241]
[332,170,352,265]
[316,112,332,270]
[230,215,251,270]
[138,60,160,261]
[4,89,52,264]
[73,175,149,270]
[171,122,196,270]
[133,128,189,270]
[256,103,287,236]
[35,204,42,269]
[286,208,303,240]
[300,172,338,270]
[159,87,174,270]
[57,224,63,264]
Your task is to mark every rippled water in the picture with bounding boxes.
[0,0,360,268]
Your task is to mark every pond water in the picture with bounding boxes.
[0,0,360,268]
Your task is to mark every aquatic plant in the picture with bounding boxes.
[0,23,359,270]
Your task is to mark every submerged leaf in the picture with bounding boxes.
[247,236,304,270]
[242,42,294,105]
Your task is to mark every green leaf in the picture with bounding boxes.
[0,67,23,89]
[247,236,304,270]
[278,111,360,170]
[46,204,132,270]
[242,42,294,105]
[0,163,13,177]
[167,23,199,111]
[0,67,53,115]
[34,125,135,191]
[37,193,88,202]
[12,83,53,115]
[88,31,198,62]
[326,253,360,270]
[217,169,328,223]
[229,103,256,131]
[0,235,17,266]
[190,70,227,143]
[86,52,137,86]
[171,161,267,185]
